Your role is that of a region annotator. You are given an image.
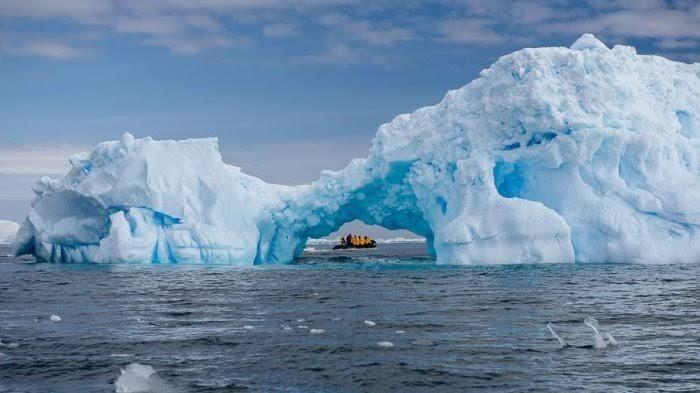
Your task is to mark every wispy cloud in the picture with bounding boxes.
[436,18,502,45]
[0,32,84,59]
[263,23,301,38]
[0,144,89,175]
[295,44,359,64]
[317,13,415,45]
[0,0,699,62]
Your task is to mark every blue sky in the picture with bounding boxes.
[1,0,699,224]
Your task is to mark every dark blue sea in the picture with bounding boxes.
[1,242,698,392]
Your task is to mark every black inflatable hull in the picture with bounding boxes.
[333,241,377,250]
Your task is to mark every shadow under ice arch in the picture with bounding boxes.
[14,34,700,265]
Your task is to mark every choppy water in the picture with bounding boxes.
[1,243,699,392]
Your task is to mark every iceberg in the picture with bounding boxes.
[14,34,700,265]
[0,220,19,245]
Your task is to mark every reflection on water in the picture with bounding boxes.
[0,244,699,392]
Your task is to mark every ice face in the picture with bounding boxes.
[14,34,700,265]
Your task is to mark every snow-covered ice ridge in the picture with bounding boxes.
[15,35,700,265]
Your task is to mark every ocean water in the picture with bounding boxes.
[0,242,698,392]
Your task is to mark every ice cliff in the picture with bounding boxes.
[15,34,700,264]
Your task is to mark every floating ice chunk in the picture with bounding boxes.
[377,341,394,347]
[50,315,61,322]
[296,319,305,323]
[114,363,176,393]
[395,330,405,334]
[547,322,566,348]
[282,324,293,331]
[298,325,308,329]
[364,320,376,327]
[310,328,325,334]
[243,325,254,330]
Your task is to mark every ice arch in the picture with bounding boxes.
[14,34,700,264]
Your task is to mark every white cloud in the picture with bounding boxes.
[296,44,359,64]
[436,18,503,45]
[543,9,700,39]
[0,0,698,62]
[317,13,415,45]
[263,23,301,37]
[13,40,82,59]
[656,38,699,50]
[0,144,89,175]
[141,34,246,54]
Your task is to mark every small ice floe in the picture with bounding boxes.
[364,320,376,327]
[298,325,309,329]
[547,322,566,348]
[584,316,617,349]
[395,330,406,334]
[411,339,436,346]
[310,328,325,334]
[50,315,62,322]
[297,318,306,323]
[114,363,176,393]
[243,325,255,330]
[312,292,319,296]
[282,324,293,331]
[0,339,19,349]
[377,341,394,347]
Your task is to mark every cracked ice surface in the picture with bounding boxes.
[14,34,700,264]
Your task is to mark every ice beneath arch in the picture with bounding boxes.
[15,34,700,264]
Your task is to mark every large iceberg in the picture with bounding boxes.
[15,34,700,265]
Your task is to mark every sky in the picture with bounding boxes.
[1,0,699,234]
